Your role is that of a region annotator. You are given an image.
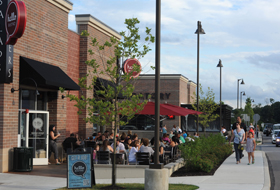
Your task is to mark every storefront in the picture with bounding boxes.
[0,0,120,172]
[131,74,197,132]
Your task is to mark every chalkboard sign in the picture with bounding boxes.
[67,148,95,189]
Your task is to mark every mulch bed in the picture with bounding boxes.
[171,153,232,177]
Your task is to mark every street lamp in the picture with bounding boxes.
[195,21,205,133]
[240,91,246,109]
[237,79,245,109]
[217,59,223,128]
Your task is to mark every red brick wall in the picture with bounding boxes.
[78,23,116,138]
[66,30,80,137]
[0,0,70,172]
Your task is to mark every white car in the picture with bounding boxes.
[272,129,280,144]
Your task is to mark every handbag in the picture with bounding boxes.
[238,143,244,151]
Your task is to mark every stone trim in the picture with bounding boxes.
[76,14,121,40]
[46,0,73,13]
[138,74,190,83]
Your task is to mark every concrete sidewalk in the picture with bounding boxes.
[0,151,270,190]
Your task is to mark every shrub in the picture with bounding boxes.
[179,134,232,173]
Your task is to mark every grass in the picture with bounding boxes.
[56,183,199,190]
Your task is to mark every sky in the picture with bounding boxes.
[67,0,280,109]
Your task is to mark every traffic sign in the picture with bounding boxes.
[253,114,260,125]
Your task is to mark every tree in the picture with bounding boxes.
[192,84,220,132]
[244,98,254,124]
[61,18,154,187]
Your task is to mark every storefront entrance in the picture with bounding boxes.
[19,109,49,165]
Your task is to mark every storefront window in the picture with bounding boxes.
[21,89,46,110]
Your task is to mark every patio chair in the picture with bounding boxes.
[96,151,111,164]
[136,152,150,165]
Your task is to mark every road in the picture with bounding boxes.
[256,134,280,190]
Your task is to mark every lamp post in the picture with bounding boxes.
[150,0,162,169]
[240,91,246,109]
[217,59,223,128]
[195,21,205,133]
[237,79,245,109]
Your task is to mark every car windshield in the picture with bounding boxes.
[278,132,280,137]
[274,131,279,134]
[274,125,280,130]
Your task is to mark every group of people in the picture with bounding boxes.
[48,124,201,165]
[229,116,257,165]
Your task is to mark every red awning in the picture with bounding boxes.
[137,102,203,116]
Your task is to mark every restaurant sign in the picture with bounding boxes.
[0,0,26,84]
[123,58,141,78]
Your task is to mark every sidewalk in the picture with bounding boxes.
[0,151,270,190]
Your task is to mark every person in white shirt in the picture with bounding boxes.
[111,137,125,153]
[128,140,140,163]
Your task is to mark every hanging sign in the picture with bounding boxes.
[123,58,141,78]
[0,0,26,84]
[5,0,27,45]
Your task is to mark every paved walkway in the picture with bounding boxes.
[0,150,270,190]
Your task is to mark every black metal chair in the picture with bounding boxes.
[85,141,96,149]
[136,152,150,165]
[96,151,111,164]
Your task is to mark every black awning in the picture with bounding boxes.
[95,78,124,99]
[20,56,80,90]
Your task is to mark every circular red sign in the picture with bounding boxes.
[123,58,141,78]
[5,0,27,45]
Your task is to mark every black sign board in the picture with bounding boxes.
[67,147,95,189]
[0,0,14,84]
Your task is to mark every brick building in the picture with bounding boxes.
[0,0,120,172]
[131,74,197,132]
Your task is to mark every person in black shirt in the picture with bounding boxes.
[62,133,81,152]
[232,116,247,139]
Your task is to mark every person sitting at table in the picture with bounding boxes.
[128,140,140,163]
[132,133,138,142]
[104,130,109,139]
[108,132,114,140]
[169,131,174,139]
[120,135,129,150]
[172,134,180,145]
[62,133,81,152]
[99,139,113,153]
[162,133,170,143]
[177,132,186,144]
[139,138,154,157]
[111,137,125,153]
[127,130,132,139]
[125,138,132,149]
[94,131,102,141]
[183,130,187,139]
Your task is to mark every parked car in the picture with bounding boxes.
[120,125,138,130]
[275,132,280,147]
[272,129,280,144]
[144,125,155,130]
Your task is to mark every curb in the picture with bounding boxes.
[262,151,271,190]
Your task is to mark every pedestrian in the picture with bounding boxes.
[244,132,256,165]
[49,125,61,165]
[232,116,247,158]
[162,124,167,135]
[229,123,245,164]
[256,125,260,138]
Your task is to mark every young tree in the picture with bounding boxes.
[61,18,154,187]
[192,84,220,133]
[244,98,254,123]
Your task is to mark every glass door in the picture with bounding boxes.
[19,110,49,165]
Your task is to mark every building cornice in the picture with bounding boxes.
[46,0,73,13]
[138,74,190,83]
[76,14,121,40]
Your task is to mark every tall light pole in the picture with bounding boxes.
[150,0,162,169]
[240,91,246,109]
[237,79,245,109]
[195,21,205,133]
[217,59,223,128]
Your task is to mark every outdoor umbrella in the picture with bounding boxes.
[137,102,203,116]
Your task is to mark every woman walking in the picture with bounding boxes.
[229,123,245,164]
[49,125,61,165]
